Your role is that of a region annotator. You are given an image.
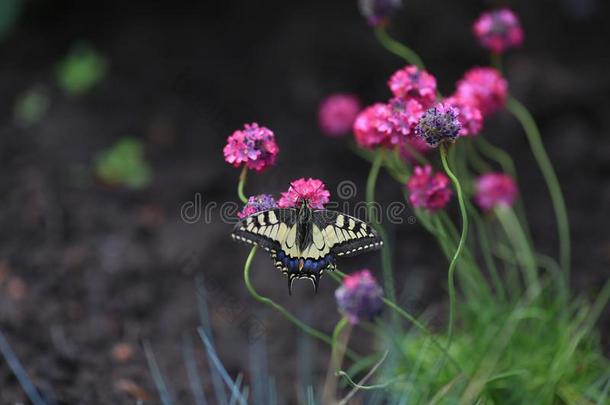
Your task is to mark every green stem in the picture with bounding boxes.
[507,96,571,281]
[366,149,397,306]
[439,143,469,348]
[237,166,248,204]
[490,52,503,72]
[374,26,425,69]
[243,247,358,361]
[495,206,540,298]
[330,269,463,373]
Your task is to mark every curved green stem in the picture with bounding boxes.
[237,166,248,204]
[374,26,425,69]
[507,96,570,281]
[439,143,469,348]
[243,247,358,361]
[491,52,503,72]
[366,149,397,305]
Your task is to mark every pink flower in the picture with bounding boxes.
[473,8,524,54]
[474,173,518,211]
[223,123,279,172]
[318,93,361,136]
[444,95,484,136]
[335,269,383,324]
[238,194,278,219]
[353,103,396,149]
[407,165,452,212]
[387,97,424,137]
[399,135,431,163]
[388,65,437,108]
[456,67,508,116]
[278,178,330,209]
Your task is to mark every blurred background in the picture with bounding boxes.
[0,0,609,402]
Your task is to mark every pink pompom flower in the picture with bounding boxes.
[407,165,452,213]
[223,123,279,172]
[444,95,484,136]
[238,194,278,219]
[335,269,383,324]
[388,65,437,108]
[387,97,425,137]
[353,103,395,149]
[318,93,361,137]
[473,8,524,54]
[456,67,508,116]
[474,173,518,211]
[278,178,330,209]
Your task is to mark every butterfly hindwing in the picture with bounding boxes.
[312,210,383,257]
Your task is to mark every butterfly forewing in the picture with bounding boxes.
[231,208,298,254]
[312,210,383,257]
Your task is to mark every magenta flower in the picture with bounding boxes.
[335,269,383,324]
[414,103,461,147]
[456,68,508,116]
[407,165,452,212]
[388,65,437,108]
[444,95,484,136]
[473,8,524,54]
[238,194,278,219]
[353,103,395,149]
[358,0,402,27]
[223,123,279,172]
[278,178,330,209]
[318,93,361,137]
[387,97,425,137]
[399,135,431,163]
[474,173,518,211]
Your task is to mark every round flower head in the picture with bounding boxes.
[444,95,483,137]
[474,173,518,211]
[335,269,383,325]
[318,93,361,137]
[358,0,401,27]
[223,123,279,172]
[456,68,508,116]
[388,65,437,108]
[238,194,278,219]
[407,165,452,212]
[353,103,396,149]
[414,103,461,148]
[387,97,424,137]
[400,135,431,163]
[278,178,330,209]
[473,8,524,54]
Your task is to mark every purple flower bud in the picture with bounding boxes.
[414,103,461,148]
[358,0,401,27]
[335,270,383,324]
[238,194,278,218]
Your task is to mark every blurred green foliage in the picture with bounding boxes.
[13,85,50,127]
[56,42,107,95]
[94,138,152,190]
[0,0,23,41]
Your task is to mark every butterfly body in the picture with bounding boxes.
[232,200,382,294]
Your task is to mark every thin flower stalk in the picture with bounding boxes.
[374,26,425,69]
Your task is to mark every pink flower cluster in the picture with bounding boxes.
[474,173,518,211]
[278,178,330,209]
[407,165,452,212]
[354,65,434,151]
[473,8,523,54]
[318,93,361,137]
[223,123,279,172]
[455,67,508,116]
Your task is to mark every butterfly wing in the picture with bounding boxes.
[231,208,298,254]
[312,210,383,257]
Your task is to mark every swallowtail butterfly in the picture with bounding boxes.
[232,200,382,294]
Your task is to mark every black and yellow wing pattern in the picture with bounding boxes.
[232,208,382,293]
